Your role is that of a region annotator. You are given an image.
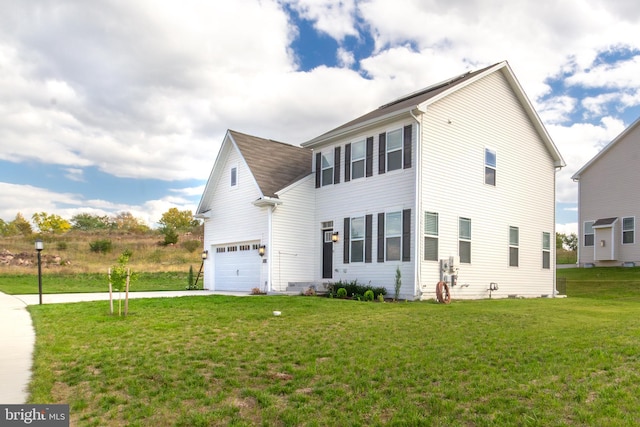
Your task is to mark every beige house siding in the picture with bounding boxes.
[576,121,640,266]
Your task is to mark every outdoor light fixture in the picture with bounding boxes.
[35,239,43,305]
[331,232,339,243]
[258,245,266,257]
[201,250,208,260]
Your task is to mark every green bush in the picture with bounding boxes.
[162,228,179,246]
[181,240,201,253]
[89,239,112,254]
[363,290,374,301]
[336,288,347,298]
[327,280,387,299]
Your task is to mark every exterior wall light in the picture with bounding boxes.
[201,250,208,260]
[331,232,339,243]
[258,245,266,257]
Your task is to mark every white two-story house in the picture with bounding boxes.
[197,61,565,299]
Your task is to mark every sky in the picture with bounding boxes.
[1,0,640,233]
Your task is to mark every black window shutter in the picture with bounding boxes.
[343,218,350,264]
[377,213,385,262]
[403,124,412,169]
[315,152,321,188]
[402,209,411,261]
[378,133,386,174]
[365,214,372,263]
[366,137,373,177]
[344,143,351,182]
[334,146,341,184]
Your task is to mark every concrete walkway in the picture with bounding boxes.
[0,290,248,404]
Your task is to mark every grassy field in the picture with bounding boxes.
[25,267,640,426]
[0,272,196,294]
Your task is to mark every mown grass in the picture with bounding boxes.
[0,272,194,294]
[27,270,640,426]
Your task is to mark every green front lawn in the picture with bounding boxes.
[0,272,192,294]
[27,273,640,425]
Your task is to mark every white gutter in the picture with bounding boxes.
[410,107,425,298]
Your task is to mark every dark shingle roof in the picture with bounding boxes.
[229,130,312,198]
[306,62,499,144]
[593,217,618,227]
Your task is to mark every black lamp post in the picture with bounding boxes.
[35,239,43,305]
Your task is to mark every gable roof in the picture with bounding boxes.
[229,130,312,198]
[302,61,565,168]
[197,130,312,215]
[571,116,640,181]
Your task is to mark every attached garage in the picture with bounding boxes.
[213,242,262,292]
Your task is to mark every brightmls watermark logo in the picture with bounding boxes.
[1,405,69,426]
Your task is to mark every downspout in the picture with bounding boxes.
[267,205,275,292]
[410,107,424,298]
[553,165,563,297]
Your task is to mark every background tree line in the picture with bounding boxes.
[0,208,202,245]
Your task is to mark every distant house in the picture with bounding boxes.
[572,116,640,267]
[197,61,565,299]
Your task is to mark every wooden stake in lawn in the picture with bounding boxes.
[124,268,130,316]
[108,268,113,315]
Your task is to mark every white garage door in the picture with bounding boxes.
[214,243,261,292]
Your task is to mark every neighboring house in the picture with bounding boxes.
[197,61,565,299]
[571,116,640,267]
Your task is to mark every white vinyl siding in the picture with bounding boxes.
[418,69,556,298]
[313,120,416,299]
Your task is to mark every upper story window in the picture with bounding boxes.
[509,226,519,267]
[623,217,635,244]
[321,152,334,186]
[386,129,403,172]
[424,211,438,261]
[485,148,496,186]
[230,166,238,187]
[584,221,594,247]
[379,125,412,174]
[459,217,471,263]
[542,232,551,269]
[351,140,365,180]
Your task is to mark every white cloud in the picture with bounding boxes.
[283,0,358,41]
[1,0,640,219]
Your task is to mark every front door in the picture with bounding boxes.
[322,229,333,278]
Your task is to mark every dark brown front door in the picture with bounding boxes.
[322,229,333,279]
